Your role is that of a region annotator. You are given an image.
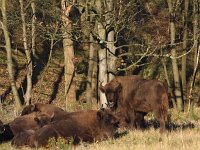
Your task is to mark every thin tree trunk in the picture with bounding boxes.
[37,24,59,104]
[61,1,76,109]
[193,0,199,69]
[105,0,116,81]
[19,0,33,105]
[85,2,95,105]
[96,0,108,107]
[167,0,183,111]
[86,33,96,105]
[91,45,98,103]
[31,1,36,57]
[162,58,177,110]
[1,0,22,111]
[187,0,199,111]
[188,45,200,111]
[182,0,189,97]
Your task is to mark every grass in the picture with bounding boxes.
[1,108,200,150]
[1,127,200,150]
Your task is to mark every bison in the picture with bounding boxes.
[100,75,169,133]
[0,112,53,143]
[21,103,64,116]
[11,108,119,148]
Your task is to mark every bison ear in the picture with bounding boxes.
[50,113,55,121]
[31,104,36,111]
[115,82,122,93]
[97,109,104,121]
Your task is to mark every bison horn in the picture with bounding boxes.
[31,104,36,111]
[99,82,106,93]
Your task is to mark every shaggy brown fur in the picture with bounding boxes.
[21,103,64,116]
[11,109,119,148]
[9,112,54,136]
[100,75,169,133]
[0,112,53,143]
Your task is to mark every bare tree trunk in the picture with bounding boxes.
[1,0,22,111]
[31,1,36,57]
[193,0,199,69]
[105,0,116,81]
[187,0,200,111]
[188,45,200,111]
[91,46,98,102]
[19,0,33,105]
[182,0,189,97]
[162,58,177,110]
[167,0,183,111]
[37,23,59,104]
[96,0,108,107]
[86,33,96,105]
[85,2,95,105]
[30,1,36,103]
[61,1,77,109]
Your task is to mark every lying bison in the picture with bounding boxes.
[0,112,53,143]
[21,103,64,116]
[12,108,119,148]
[100,75,169,133]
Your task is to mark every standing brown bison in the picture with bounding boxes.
[100,75,169,133]
[11,108,119,148]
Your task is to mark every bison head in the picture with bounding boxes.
[97,108,119,130]
[34,113,54,127]
[100,80,122,110]
[21,104,36,116]
[0,120,5,134]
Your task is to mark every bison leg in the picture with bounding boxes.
[126,110,136,129]
[135,112,145,130]
[155,109,166,134]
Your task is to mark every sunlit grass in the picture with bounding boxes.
[1,107,200,150]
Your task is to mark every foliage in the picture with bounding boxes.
[48,137,73,150]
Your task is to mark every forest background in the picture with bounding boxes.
[0,0,200,149]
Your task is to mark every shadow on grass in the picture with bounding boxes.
[146,119,195,132]
[114,130,129,139]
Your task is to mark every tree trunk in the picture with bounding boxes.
[167,0,183,111]
[162,58,177,110]
[105,0,116,81]
[91,46,98,103]
[182,0,189,97]
[188,45,200,111]
[61,1,76,109]
[19,0,33,105]
[96,0,108,107]
[193,0,199,69]
[31,1,36,57]
[1,0,22,111]
[86,33,96,105]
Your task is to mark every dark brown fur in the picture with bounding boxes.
[11,109,119,148]
[21,103,64,116]
[100,75,169,133]
[0,112,52,143]
[9,112,54,136]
